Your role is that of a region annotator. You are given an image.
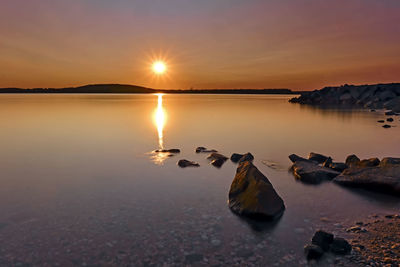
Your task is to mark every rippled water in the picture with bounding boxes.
[0,94,399,266]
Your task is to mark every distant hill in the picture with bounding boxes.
[0,84,296,94]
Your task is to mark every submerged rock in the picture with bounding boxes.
[177,159,200,168]
[377,120,385,123]
[196,147,217,153]
[292,161,340,184]
[382,124,391,128]
[228,161,285,219]
[334,157,400,194]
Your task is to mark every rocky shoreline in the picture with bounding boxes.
[289,83,400,112]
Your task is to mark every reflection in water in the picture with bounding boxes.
[152,94,169,165]
[154,94,166,149]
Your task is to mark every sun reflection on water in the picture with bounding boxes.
[152,94,169,165]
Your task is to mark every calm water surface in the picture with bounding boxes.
[0,94,399,266]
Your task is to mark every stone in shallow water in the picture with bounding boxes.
[230,153,243,163]
[292,161,340,184]
[177,159,200,168]
[228,161,285,220]
[211,158,226,168]
[195,146,217,153]
[207,152,228,161]
[311,230,334,251]
[304,244,324,260]
[334,158,400,195]
[238,153,254,163]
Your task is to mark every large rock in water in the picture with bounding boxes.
[228,161,285,220]
[334,157,400,195]
[292,161,340,184]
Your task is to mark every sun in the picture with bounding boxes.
[152,61,167,74]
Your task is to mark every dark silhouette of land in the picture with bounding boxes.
[0,84,298,94]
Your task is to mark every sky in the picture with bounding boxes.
[0,0,399,90]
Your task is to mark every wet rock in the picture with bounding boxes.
[330,238,352,255]
[312,230,334,251]
[177,159,200,168]
[334,158,400,194]
[154,148,180,153]
[288,154,310,163]
[308,152,329,164]
[238,152,254,163]
[358,158,380,167]
[329,162,348,172]
[228,161,285,219]
[230,153,244,163]
[345,154,360,167]
[323,157,333,167]
[382,124,391,128]
[292,161,340,184]
[387,117,394,122]
[377,120,385,123]
[211,158,226,168]
[195,147,217,153]
[304,244,324,260]
[207,152,228,161]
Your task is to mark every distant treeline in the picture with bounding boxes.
[0,84,298,94]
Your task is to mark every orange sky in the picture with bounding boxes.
[0,0,399,90]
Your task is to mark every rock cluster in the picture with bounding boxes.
[289,152,344,184]
[289,152,400,195]
[304,230,351,260]
[289,83,400,112]
[334,156,400,195]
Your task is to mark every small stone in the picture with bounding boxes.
[382,124,391,128]
[304,244,324,260]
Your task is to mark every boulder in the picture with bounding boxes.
[304,244,324,260]
[228,161,285,219]
[312,230,334,251]
[196,147,217,153]
[238,152,254,163]
[387,118,394,122]
[292,161,340,184]
[330,238,352,255]
[177,159,200,168]
[345,154,360,166]
[308,152,329,164]
[334,161,400,194]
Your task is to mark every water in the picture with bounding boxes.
[0,94,399,266]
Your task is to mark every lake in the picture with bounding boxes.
[0,94,399,266]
